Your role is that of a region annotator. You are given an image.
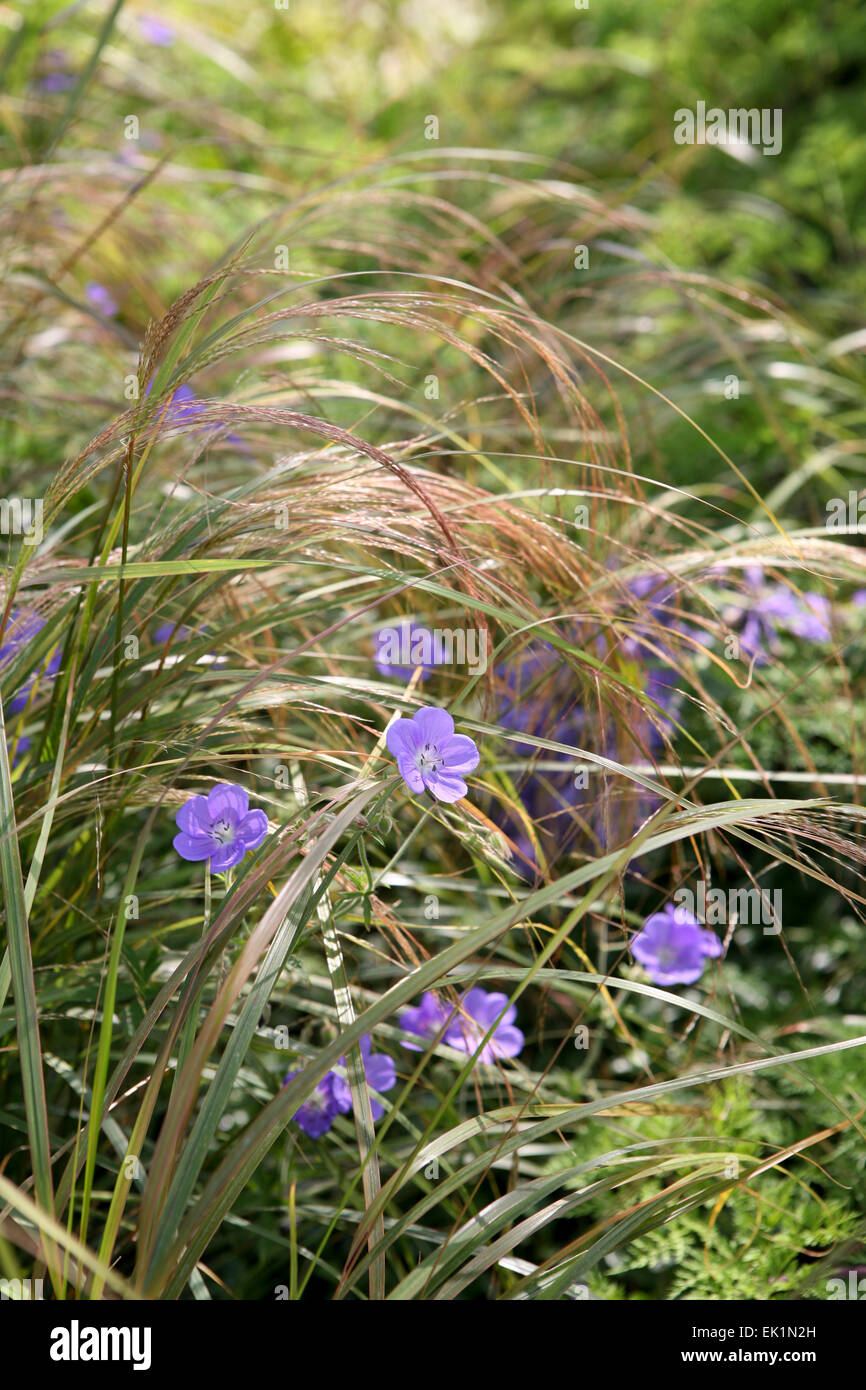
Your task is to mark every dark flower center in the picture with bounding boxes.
[210,817,235,846]
[415,741,442,773]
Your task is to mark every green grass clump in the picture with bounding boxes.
[0,1,865,1302]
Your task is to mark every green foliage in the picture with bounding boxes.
[0,0,864,1303]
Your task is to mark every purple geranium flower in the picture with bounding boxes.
[0,611,62,715]
[173,782,268,872]
[619,573,680,658]
[331,1034,397,1121]
[38,50,75,92]
[10,735,31,767]
[374,621,446,681]
[144,382,242,445]
[643,665,683,739]
[400,991,452,1051]
[40,71,75,92]
[139,15,175,45]
[161,384,202,423]
[775,590,831,640]
[496,637,583,755]
[154,621,194,644]
[386,706,479,803]
[283,1068,342,1139]
[601,572,707,666]
[737,569,832,662]
[443,987,524,1064]
[85,282,118,316]
[631,903,723,986]
[167,384,199,419]
[144,381,204,425]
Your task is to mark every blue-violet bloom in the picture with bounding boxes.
[374,621,446,681]
[400,991,452,1051]
[283,1069,342,1139]
[0,611,61,715]
[139,16,175,45]
[386,706,479,803]
[173,782,268,872]
[631,903,723,986]
[331,1034,396,1120]
[85,282,118,316]
[443,987,524,1064]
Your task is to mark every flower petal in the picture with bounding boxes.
[699,929,724,958]
[365,1053,396,1093]
[207,782,248,824]
[491,1024,524,1059]
[209,840,247,873]
[396,753,425,794]
[386,718,419,759]
[463,987,499,1024]
[424,769,468,802]
[440,733,480,773]
[173,831,215,862]
[294,1106,335,1139]
[476,994,517,1028]
[237,808,268,849]
[176,794,212,836]
[413,706,454,745]
[330,1075,352,1114]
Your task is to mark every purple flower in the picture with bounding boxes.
[737,570,832,662]
[489,634,589,869]
[631,903,723,986]
[400,991,452,1050]
[173,782,268,872]
[443,987,524,1064]
[777,591,831,640]
[283,1069,342,1139]
[139,15,175,46]
[601,572,707,665]
[619,573,680,658]
[496,638,582,755]
[144,381,203,424]
[154,621,194,644]
[331,1035,397,1121]
[283,1037,396,1137]
[374,621,446,681]
[144,382,242,445]
[10,735,31,767]
[0,611,61,715]
[39,71,75,92]
[38,50,75,92]
[163,384,201,423]
[401,988,525,1064]
[85,282,118,317]
[386,707,479,803]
